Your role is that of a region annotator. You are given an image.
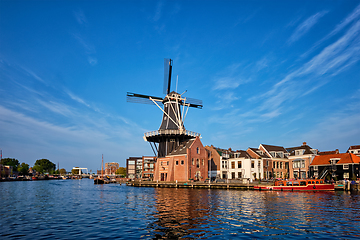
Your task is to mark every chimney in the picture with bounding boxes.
[303,142,307,146]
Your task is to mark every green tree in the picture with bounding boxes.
[1,158,20,169]
[59,168,67,175]
[33,159,56,174]
[17,163,29,175]
[115,167,126,177]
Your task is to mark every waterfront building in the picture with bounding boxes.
[247,144,289,179]
[286,142,318,179]
[228,150,262,180]
[142,156,156,180]
[246,147,271,180]
[210,147,232,179]
[105,162,119,175]
[153,136,209,182]
[347,145,360,157]
[310,153,360,180]
[126,157,142,179]
[204,146,231,179]
[204,145,221,180]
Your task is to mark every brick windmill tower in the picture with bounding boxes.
[127,59,203,158]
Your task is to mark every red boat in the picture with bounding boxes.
[254,179,334,191]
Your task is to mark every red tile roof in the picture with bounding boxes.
[311,153,360,166]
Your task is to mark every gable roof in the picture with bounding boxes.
[233,150,251,158]
[261,144,288,153]
[168,139,195,156]
[247,147,269,158]
[348,145,360,151]
[286,144,316,156]
[310,153,360,166]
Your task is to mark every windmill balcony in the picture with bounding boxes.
[144,129,201,138]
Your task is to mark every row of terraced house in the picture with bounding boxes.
[127,138,360,182]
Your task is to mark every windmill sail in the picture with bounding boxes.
[127,58,202,157]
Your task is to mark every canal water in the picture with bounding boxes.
[1,179,359,239]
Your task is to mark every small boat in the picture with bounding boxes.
[94,154,105,184]
[254,179,334,191]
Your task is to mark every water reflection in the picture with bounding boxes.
[150,188,360,239]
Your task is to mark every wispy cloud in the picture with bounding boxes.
[74,9,88,25]
[288,11,328,44]
[257,19,360,114]
[153,0,164,21]
[301,3,360,58]
[65,89,90,108]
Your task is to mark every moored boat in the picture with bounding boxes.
[254,179,334,191]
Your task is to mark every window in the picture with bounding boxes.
[202,159,204,166]
[343,164,349,170]
[273,162,276,168]
[270,152,276,157]
[258,161,261,169]
[181,160,184,165]
[238,161,242,168]
[196,159,199,168]
[251,161,254,168]
[314,166,318,171]
[300,181,306,186]
[192,158,194,165]
[197,147,200,154]
[176,161,179,165]
[238,172,242,178]
[231,162,235,169]
[167,161,169,165]
[277,162,279,169]
[280,162,283,169]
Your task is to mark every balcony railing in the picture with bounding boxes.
[144,129,201,138]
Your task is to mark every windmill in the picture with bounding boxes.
[127,58,203,158]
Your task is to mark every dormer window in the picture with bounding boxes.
[330,158,340,165]
[270,152,276,157]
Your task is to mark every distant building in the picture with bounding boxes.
[318,149,339,155]
[310,153,360,180]
[0,164,13,178]
[105,162,119,175]
[347,145,360,157]
[154,136,209,182]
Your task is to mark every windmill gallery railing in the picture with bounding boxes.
[144,129,201,138]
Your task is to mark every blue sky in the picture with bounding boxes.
[1,0,359,172]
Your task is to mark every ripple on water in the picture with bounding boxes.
[1,181,360,239]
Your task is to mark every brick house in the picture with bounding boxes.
[204,145,221,180]
[105,162,119,175]
[286,142,318,179]
[154,136,209,182]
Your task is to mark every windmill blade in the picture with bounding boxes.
[126,92,164,105]
[163,58,172,94]
[185,97,203,109]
